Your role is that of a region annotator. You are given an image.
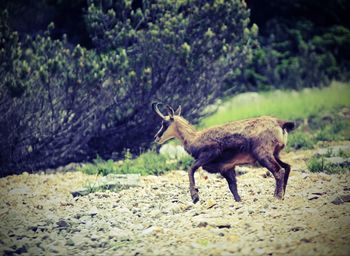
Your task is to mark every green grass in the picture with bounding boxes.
[287,130,315,150]
[78,150,193,176]
[201,82,350,127]
[307,143,350,174]
[200,81,350,151]
[285,117,350,150]
[80,82,350,178]
[307,156,348,174]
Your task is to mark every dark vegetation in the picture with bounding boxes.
[241,0,350,91]
[0,0,349,175]
[0,0,253,174]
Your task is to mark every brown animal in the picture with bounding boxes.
[152,103,295,203]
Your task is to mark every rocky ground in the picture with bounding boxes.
[0,146,350,256]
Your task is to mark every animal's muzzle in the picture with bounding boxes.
[154,136,161,143]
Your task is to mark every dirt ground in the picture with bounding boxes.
[0,146,349,256]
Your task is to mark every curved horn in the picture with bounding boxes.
[166,105,175,117]
[152,102,165,119]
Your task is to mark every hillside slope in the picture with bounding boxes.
[0,145,349,255]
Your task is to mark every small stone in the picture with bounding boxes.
[108,228,132,240]
[236,167,248,176]
[49,245,60,253]
[263,203,269,209]
[255,248,265,255]
[8,186,32,195]
[180,203,192,211]
[289,226,305,232]
[197,221,208,228]
[309,189,326,196]
[90,234,100,241]
[71,189,90,197]
[194,218,232,229]
[206,199,217,209]
[66,239,75,246]
[14,244,28,254]
[3,248,16,254]
[71,233,88,246]
[247,208,254,214]
[331,194,350,205]
[87,208,99,217]
[142,226,163,235]
[262,171,271,178]
[56,219,69,228]
[308,195,319,200]
[216,223,231,229]
[227,234,240,242]
[300,238,312,243]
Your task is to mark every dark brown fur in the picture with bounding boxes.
[153,104,295,204]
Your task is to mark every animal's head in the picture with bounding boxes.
[152,102,182,144]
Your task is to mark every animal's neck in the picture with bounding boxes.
[174,116,197,148]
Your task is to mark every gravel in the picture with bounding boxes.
[0,149,349,255]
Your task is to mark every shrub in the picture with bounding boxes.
[307,156,347,174]
[79,156,119,176]
[118,150,171,176]
[287,130,315,150]
[237,18,350,91]
[79,150,193,176]
[307,156,326,173]
[0,0,255,174]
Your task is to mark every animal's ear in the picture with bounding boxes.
[175,105,182,116]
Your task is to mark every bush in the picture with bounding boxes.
[287,113,350,151]
[118,150,172,176]
[307,157,327,173]
[79,156,119,176]
[287,130,315,150]
[79,150,194,176]
[0,0,254,174]
[307,156,347,174]
[235,1,350,91]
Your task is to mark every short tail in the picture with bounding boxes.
[278,120,295,132]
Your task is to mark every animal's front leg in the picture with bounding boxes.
[188,162,201,203]
[188,151,219,203]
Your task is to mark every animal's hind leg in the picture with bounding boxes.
[256,154,285,199]
[274,146,291,196]
[221,168,241,202]
[275,157,291,196]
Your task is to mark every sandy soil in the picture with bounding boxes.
[0,148,349,256]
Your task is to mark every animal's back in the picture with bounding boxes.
[198,116,291,149]
[201,116,279,137]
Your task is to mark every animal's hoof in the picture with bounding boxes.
[274,193,284,200]
[274,188,285,200]
[234,196,242,202]
[192,194,200,204]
